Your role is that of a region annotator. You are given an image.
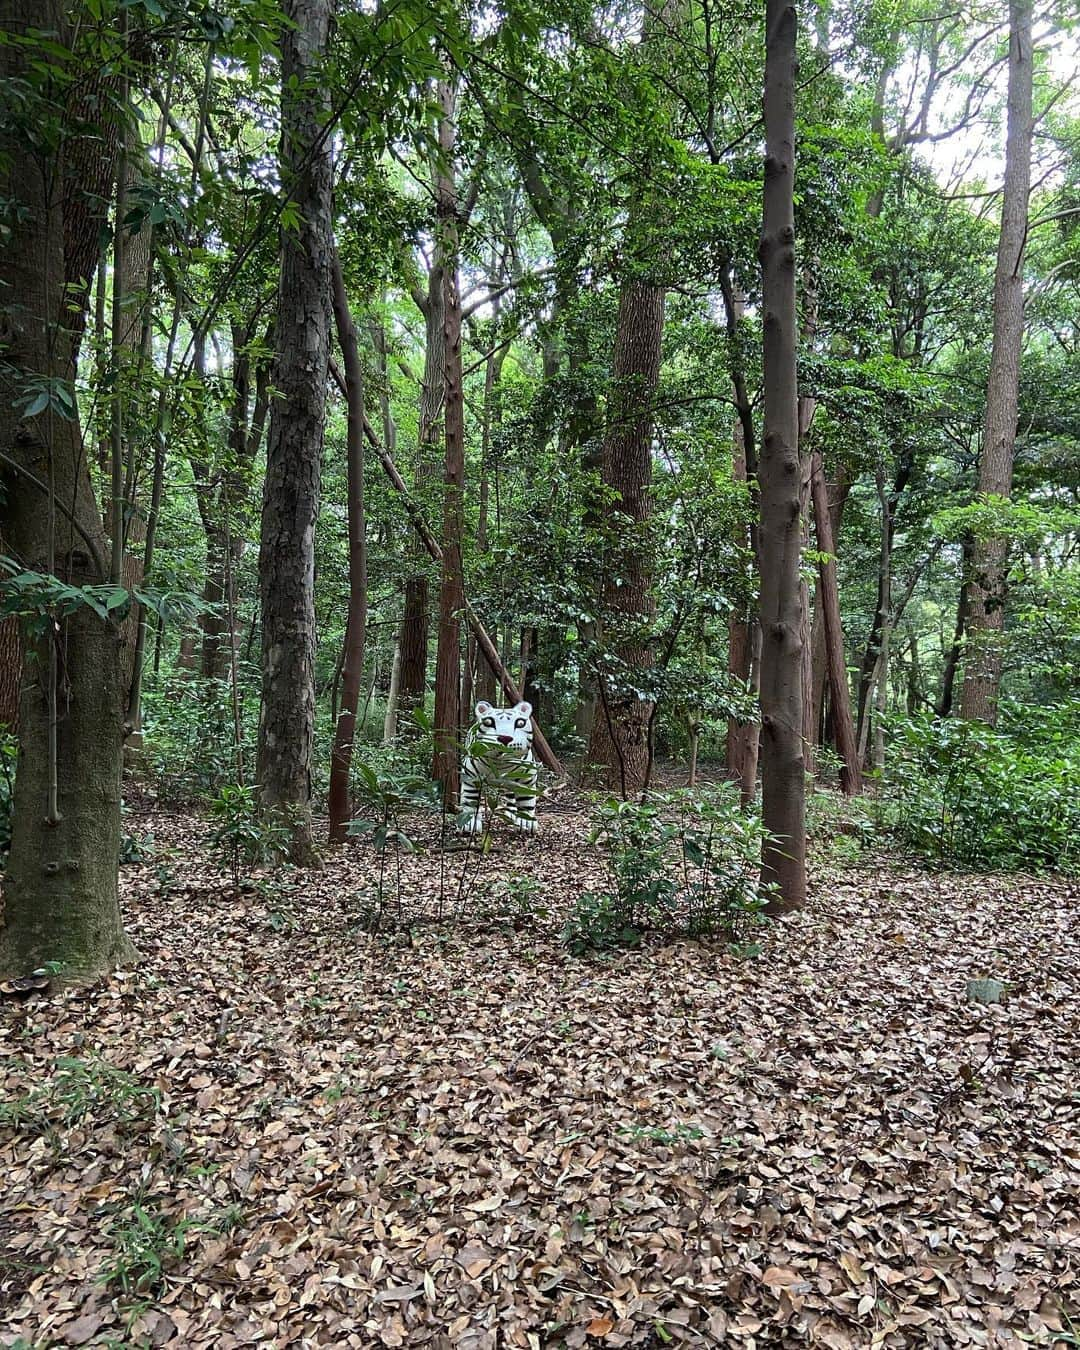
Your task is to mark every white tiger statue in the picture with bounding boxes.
[460,700,538,834]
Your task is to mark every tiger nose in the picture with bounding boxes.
[497,734,513,745]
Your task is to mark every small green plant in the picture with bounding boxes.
[348,759,440,928]
[563,890,643,955]
[0,1057,161,1141]
[205,784,291,891]
[619,1122,704,1145]
[99,1196,193,1296]
[119,830,155,864]
[563,786,773,954]
[477,873,547,926]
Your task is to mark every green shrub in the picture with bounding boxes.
[205,784,291,889]
[564,786,773,954]
[880,710,1080,873]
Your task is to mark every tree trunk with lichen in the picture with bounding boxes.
[0,1,135,978]
[256,0,333,865]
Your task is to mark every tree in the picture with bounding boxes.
[256,0,334,863]
[758,0,805,909]
[327,248,368,843]
[0,1,135,977]
[961,0,1034,724]
[432,78,466,805]
[586,0,677,796]
[810,452,861,793]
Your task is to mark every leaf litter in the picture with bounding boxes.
[1,800,1078,1348]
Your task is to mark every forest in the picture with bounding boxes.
[1,0,1079,1344]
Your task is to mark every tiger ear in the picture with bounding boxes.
[514,701,533,719]
[475,701,493,719]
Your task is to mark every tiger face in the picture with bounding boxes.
[473,701,533,756]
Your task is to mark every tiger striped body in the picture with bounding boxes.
[460,700,538,834]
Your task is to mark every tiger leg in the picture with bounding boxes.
[459,765,485,834]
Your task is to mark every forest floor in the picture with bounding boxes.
[1,794,1078,1350]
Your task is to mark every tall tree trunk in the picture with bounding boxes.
[856,448,913,740]
[327,250,368,843]
[796,275,818,774]
[256,0,333,865]
[585,0,679,796]
[721,276,761,804]
[432,80,465,806]
[809,464,849,750]
[0,2,135,978]
[810,453,861,794]
[960,0,1033,724]
[395,265,445,734]
[758,0,806,910]
[587,278,664,796]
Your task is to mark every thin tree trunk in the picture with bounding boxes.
[0,1,135,978]
[939,535,973,716]
[856,449,913,741]
[383,634,402,741]
[960,0,1033,724]
[256,0,333,865]
[810,452,861,794]
[758,0,806,910]
[396,267,444,732]
[327,248,368,843]
[809,464,850,751]
[721,277,761,803]
[432,79,465,806]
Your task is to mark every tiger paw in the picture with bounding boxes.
[459,812,485,835]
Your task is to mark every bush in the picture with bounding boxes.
[205,784,291,890]
[563,786,773,955]
[880,710,1080,873]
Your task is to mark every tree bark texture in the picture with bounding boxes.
[960,0,1033,725]
[587,278,665,796]
[758,0,806,910]
[0,616,20,730]
[808,465,849,749]
[0,1,135,978]
[432,81,465,806]
[721,277,761,804]
[327,249,368,843]
[810,453,861,794]
[256,0,334,864]
[395,260,445,733]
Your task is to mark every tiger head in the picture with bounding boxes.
[473,701,533,755]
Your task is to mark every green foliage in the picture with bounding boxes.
[563,786,773,955]
[98,1192,242,1299]
[205,784,290,889]
[879,711,1080,874]
[0,1056,160,1140]
[477,874,547,925]
[141,673,252,797]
